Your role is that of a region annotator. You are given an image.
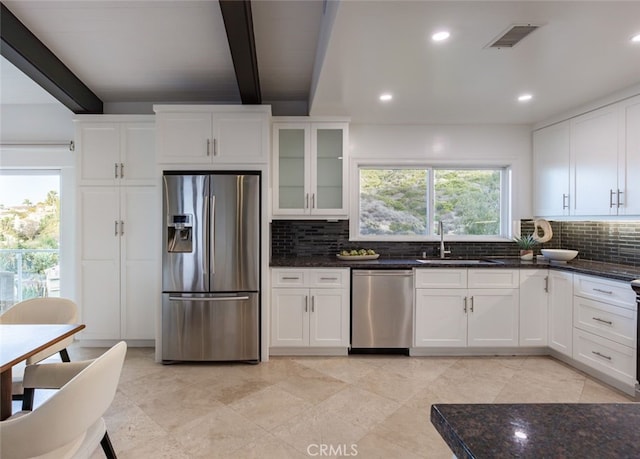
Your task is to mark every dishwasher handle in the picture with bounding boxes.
[352,270,413,276]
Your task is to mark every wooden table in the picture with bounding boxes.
[0,323,85,420]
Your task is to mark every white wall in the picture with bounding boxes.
[348,123,533,221]
[0,104,73,142]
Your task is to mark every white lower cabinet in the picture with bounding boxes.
[572,274,637,387]
[270,268,349,351]
[548,271,574,357]
[414,269,519,348]
[519,269,549,346]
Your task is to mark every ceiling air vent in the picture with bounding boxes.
[486,24,540,49]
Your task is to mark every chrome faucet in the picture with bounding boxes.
[439,221,451,259]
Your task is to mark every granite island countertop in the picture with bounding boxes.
[270,256,640,283]
[431,403,640,459]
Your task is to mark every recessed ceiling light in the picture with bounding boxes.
[379,93,393,102]
[432,31,450,42]
[631,33,640,43]
[518,94,533,102]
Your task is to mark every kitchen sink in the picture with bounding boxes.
[416,259,503,265]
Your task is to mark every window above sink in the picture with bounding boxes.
[350,162,512,242]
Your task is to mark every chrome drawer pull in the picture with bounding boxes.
[463,296,468,313]
[305,296,308,312]
[592,351,612,361]
[592,317,613,325]
[282,276,300,280]
[592,288,613,295]
[320,277,338,281]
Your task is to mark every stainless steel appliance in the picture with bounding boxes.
[162,172,260,363]
[351,270,413,350]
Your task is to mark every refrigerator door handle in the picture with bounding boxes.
[203,194,210,277]
[210,195,216,275]
[168,296,250,302]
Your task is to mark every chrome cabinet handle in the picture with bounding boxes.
[305,296,308,312]
[592,317,613,325]
[213,138,218,156]
[617,189,623,207]
[311,296,315,313]
[544,276,549,293]
[114,163,119,179]
[114,220,118,236]
[305,193,309,209]
[593,288,613,295]
[120,220,124,235]
[609,189,615,208]
[320,277,338,281]
[592,351,612,361]
[206,139,211,156]
[120,163,124,178]
[470,296,474,312]
[311,193,315,209]
[282,276,300,280]
[562,193,569,210]
[463,297,468,313]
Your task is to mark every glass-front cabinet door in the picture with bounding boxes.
[273,121,348,218]
[274,124,310,215]
[311,124,347,216]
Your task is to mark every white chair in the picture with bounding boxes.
[0,341,127,459]
[0,297,79,408]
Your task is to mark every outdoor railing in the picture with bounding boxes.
[0,248,59,311]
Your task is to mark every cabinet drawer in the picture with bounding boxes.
[271,268,348,288]
[308,269,348,288]
[414,269,467,289]
[271,269,307,287]
[468,269,519,289]
[573,274,635,309]
[573,296,636,348]
[573,329,636,386]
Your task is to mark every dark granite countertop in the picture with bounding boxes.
[431,403,640,459]
[270,256,640,283]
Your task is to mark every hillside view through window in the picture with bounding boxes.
[0,172,60,311]
[358,167,503,239]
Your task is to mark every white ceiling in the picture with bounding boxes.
[2,0,640,125]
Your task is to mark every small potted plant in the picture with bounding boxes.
[514,234,537,260]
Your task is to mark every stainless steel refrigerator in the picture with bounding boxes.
[162,172,260,363]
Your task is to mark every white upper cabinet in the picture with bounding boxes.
[621,95,640,215]
[532,121,570,216]
[154,105,270,165]
[570,106,622,216]
[272,119,349,218]
[534,94,640,217]
[75,117,155,186]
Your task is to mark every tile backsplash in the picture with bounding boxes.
[271,219,640,267]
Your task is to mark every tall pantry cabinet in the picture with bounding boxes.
[75,116,157,342]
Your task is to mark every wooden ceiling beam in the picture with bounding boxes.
[0,2,103,114]
[219,0,262,104]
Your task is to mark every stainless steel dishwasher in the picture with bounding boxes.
[351,270,413,350]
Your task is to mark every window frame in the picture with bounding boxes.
[349,158,513,242]
[0,147,75,300]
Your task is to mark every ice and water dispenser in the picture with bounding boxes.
[167,214,193,253]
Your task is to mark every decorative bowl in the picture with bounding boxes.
[541,249,578,262]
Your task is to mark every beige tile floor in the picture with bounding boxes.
[27,346,635,458]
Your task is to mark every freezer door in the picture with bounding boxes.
[162,174,209,292]
[162,293,259,361]
[210,174,260,292]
